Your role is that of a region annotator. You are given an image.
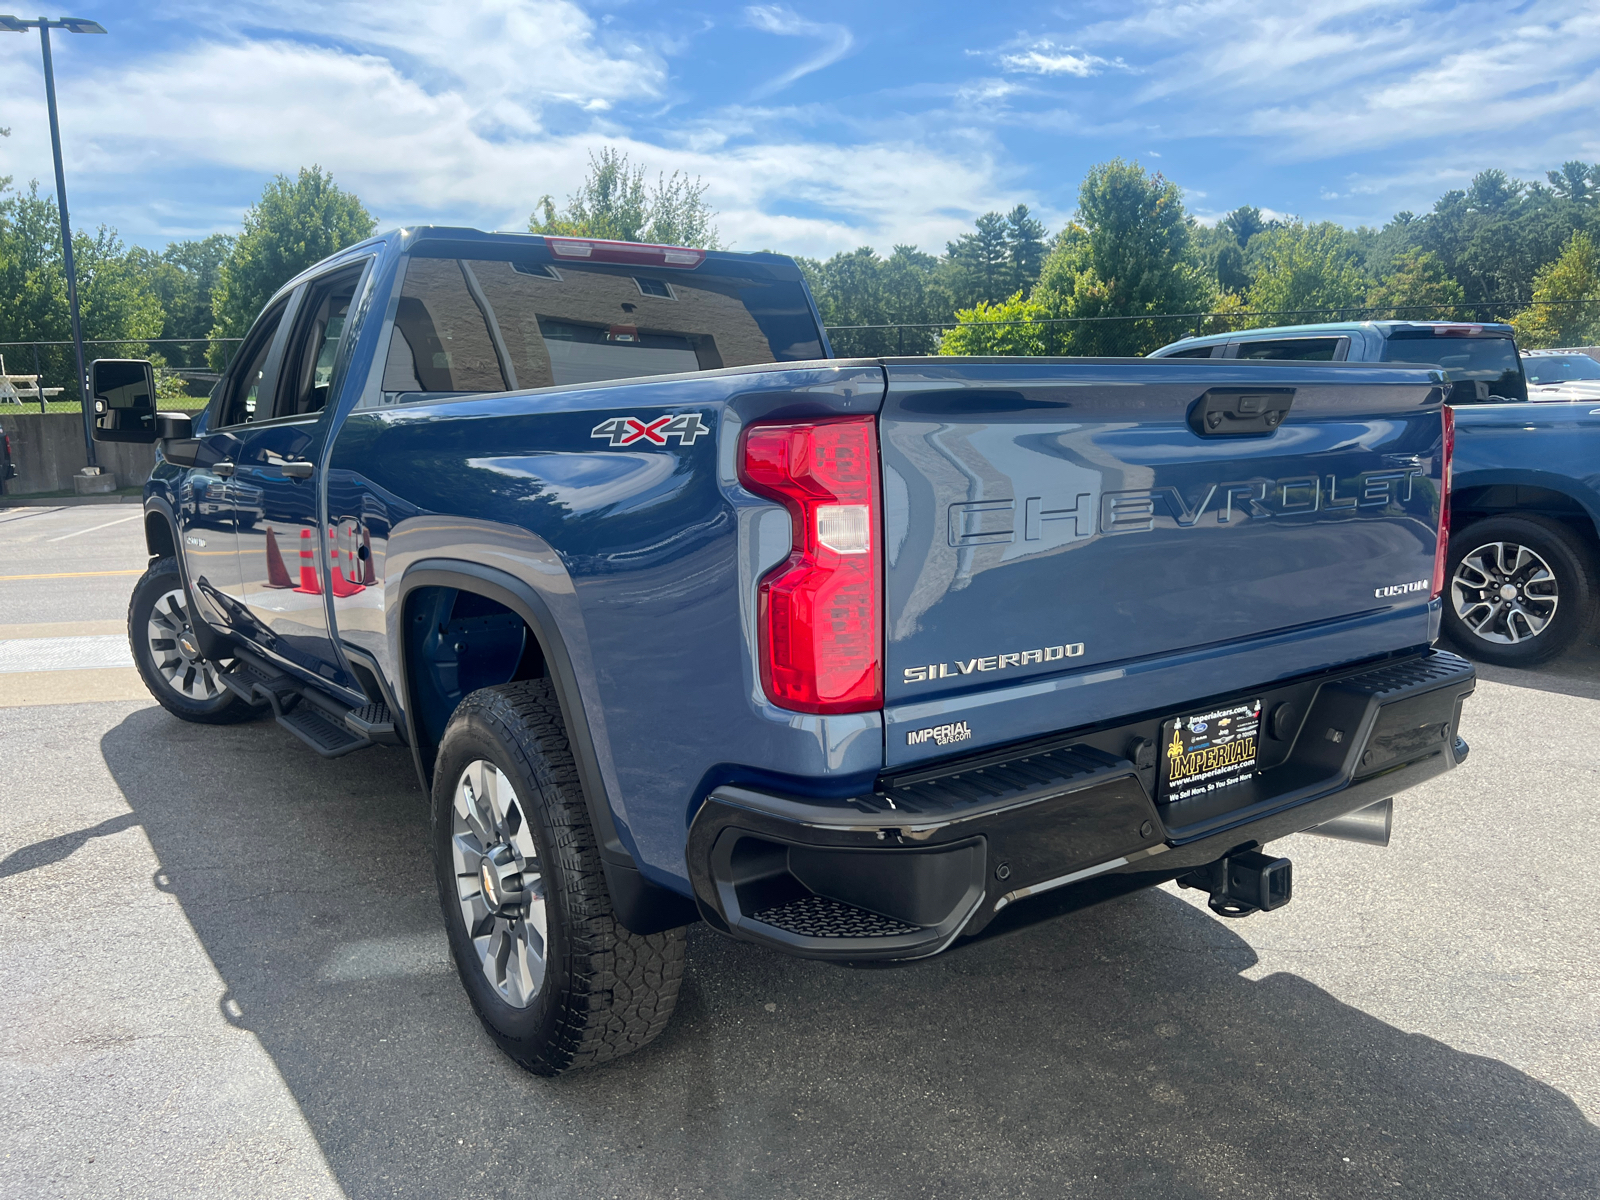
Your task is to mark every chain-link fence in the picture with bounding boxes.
[822,301,1584,359]
[2,302,1591,414]
[0,337,240,414]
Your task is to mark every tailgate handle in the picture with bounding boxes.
[1189,387,1295,437]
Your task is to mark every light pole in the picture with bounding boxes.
[0,15,107,469]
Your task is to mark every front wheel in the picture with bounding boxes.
[128,557,260,723]
[1441,514,1598,667]
[432,679,687,1076]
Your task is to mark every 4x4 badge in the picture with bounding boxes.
[591,413,711,447]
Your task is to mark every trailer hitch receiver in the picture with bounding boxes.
[1178,850,1293,918]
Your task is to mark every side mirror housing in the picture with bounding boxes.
[155,412,193,440]
[155,412,200,467]
[90,358,159,443]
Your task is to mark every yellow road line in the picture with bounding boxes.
[0,569,144,581]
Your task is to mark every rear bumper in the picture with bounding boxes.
[687,649,1476,962]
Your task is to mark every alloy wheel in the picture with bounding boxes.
[1450,541,1559,645]
[450,759,549,1009]
[146,588,228,700]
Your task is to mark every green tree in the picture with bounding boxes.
[798,244,951,355]
[132,234,234,367]
[0,177,164,396]
[1365,250,1466,318]
[529,148,722,248]
[1546,161,1599,207]
[1512,231,1600,348]
[1026,159,1211,355]
[1244,221,1367,320]
[945,212,1012,308]
[209,166,374,364]
[939,292,1053,356]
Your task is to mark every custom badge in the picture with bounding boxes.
[591,413,711,447]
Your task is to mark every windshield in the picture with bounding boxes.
[1523,354,1600,385]
[1380,330,1527,403]
[376,251,824,404]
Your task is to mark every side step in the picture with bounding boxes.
[223,647,401,759]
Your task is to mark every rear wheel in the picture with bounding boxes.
[432,679,687,1076]
[1442,514,1598,667]
[128,557,260,723]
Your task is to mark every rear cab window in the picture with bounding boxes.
[1380,328,1528,403]
[1232,337,1348,361]
[375,245,825,405]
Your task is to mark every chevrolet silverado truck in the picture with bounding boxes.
[94,229,1475,1075]
[1154,322,1600,666]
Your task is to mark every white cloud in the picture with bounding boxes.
[0,26,1033,259]
[743,5,855,98]
[1069,0,1600,158]
[1000,41,1118,78]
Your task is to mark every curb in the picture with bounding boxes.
[0,494,143,509]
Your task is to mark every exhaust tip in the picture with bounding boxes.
[1305,798,1392,847]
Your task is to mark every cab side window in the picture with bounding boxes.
[278,265,366,418]
[214,300,289,428]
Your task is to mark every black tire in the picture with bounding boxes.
[1441,514,1598,667]
[432,679,687,1076]
[128,557,261,724]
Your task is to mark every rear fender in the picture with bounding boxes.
[391,557,698,934]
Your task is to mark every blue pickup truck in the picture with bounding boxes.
[95,229,1475,1075]
[1154,322,1600,666]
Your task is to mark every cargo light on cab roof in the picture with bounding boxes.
[544,237,706,268]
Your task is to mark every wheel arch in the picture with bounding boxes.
[1451,469,1600,550]
[393,558,697,935]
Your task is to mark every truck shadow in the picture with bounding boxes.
[101,707,1600,1200]
[1465,634,1600,701]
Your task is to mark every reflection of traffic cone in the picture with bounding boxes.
[263,527,295,588]
[328,525,364,597]
[360,525,376,586]
[293,528,322,594]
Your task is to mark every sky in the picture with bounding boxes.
[0,0,1597,258]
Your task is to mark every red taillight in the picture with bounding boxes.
[739,416,882,714]
[1432,404,1455,599]
[544,236,705,269]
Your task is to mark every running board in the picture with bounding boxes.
[223,647,400,759]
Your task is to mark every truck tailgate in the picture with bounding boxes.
[881,359,1446,765]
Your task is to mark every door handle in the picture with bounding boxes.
[280,462,314,479]
[213,460,235,477]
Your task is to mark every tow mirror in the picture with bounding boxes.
[90,358,158,443]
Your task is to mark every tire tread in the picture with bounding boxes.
[441,679,686,1074]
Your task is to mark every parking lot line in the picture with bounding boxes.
[0,667,148,707]
[44,512,144,542]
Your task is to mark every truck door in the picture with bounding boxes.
[177,296,293,633]
[230,264,366,692]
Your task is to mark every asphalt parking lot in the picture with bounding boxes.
[2,504,1597,1199]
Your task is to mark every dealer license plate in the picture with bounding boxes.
[1159,699,1263,803]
